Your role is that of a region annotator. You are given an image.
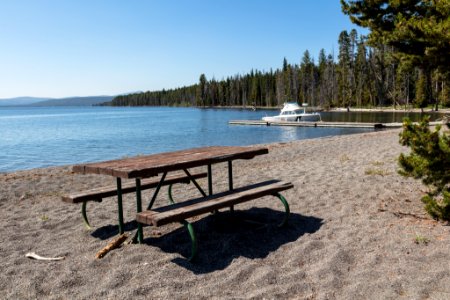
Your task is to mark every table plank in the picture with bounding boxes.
[72,146,268,179]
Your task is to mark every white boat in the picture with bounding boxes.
[262,102,321,122]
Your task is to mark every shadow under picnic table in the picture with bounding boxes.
[144,207,323,274]
[90,221,138,240]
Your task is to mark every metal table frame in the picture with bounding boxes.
[72,146,268,241]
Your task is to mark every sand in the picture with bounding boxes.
[1,129,449,299]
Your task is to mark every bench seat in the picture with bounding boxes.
[62,172,207,203]
[137,179,293,226]
[136,179,293,261]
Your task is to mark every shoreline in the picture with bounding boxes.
[3,104,450,114]
[330,107,450,113]
[188,105,450,114]
[2,129,449,299]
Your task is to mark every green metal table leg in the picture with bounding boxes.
[117,178,124,234]
[147,172,167,210]
[136,178,143,243]
[182,220,198,261]
[228,160,233,190]
[168,186,197,260]
[168,184,175,204]
[207,164,213,196]
[275,193,290,227]
[228,161,234,212]
[81,201,92,230]
[146,175,199,249]
[208,164,218,215]
[183,169,207,197]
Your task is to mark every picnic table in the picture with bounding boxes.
[64,146,293,260]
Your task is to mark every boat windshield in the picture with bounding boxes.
[281,111,294,115]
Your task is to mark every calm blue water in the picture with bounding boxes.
[0,106,377,172]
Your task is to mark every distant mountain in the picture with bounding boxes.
[0,97,52,106]
[30,96,115,106]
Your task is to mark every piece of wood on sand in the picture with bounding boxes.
[95,234,129,259]
[25,252,65,261]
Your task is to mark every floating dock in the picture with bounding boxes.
[229,120,443,129]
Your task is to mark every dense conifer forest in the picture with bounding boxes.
[106,1,449,109]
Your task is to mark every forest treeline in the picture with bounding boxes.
[106,29,449,109]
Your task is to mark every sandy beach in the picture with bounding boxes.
[1,128,449,299]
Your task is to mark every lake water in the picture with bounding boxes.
[0,106,439,172]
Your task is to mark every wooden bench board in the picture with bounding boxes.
[136,180,293,227]
[62,172,207,203]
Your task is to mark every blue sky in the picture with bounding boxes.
[0,0,365,98]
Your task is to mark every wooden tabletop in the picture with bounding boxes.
[72,146,268,179]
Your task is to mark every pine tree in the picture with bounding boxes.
[415,70,429,110]
[282,58,292,102]
[399,117,450,221]
[354,36,368,107]
[198,74,207,106]
[341,0,450,108]
[338,30,351,107]
[317,49,328,107]
[341,0,450,70]
[300,50,315,105]
[394,59,414,109]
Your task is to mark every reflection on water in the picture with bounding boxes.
[320,110,443,123]
[279,127,298,141]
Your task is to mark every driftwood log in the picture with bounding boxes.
[95,234,128,259]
